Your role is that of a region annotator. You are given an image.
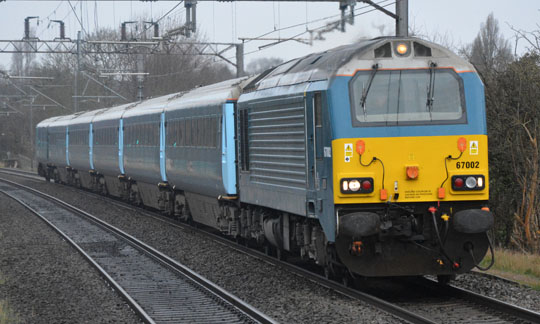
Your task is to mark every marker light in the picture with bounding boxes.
[465,176,477,189]
[362,180,372,190]
[356,139,365,155]
[457,137,467,152]
[477,177,483,188]
[342,180,349,192]
[454,177,464,188]
[396,43,408,55]
[349,180,361,192]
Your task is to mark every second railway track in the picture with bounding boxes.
[0,177,275,324]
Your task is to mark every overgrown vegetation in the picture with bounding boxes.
[0,276,18,324]
[0,301,17,324]
[480,248,540,290]
[462,14,540,253]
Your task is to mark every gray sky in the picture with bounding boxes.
[0,0,538,71]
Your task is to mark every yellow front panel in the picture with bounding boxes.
[333,135,489,204]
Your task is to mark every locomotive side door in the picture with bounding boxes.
[305,90,335,241]
[306,92,326,213]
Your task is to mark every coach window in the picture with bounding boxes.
[109,127,114,145]
[185,118,192,147]
[133,124,139,145]
[176,120,183,147]
[100,128,105,146]
[167,120,174,146]
[143,124,147,145]
[193,118,200,147]
[145,124,151,146]
[195,118,200,147]
[152,123,158,146]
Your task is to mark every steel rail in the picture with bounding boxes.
[420,277,540,323]
[0,179,155,324]
[0,168,44,181]
[0,177,275,324]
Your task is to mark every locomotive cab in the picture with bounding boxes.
[327,38,493,276]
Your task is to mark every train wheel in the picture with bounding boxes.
[324,266,331,280]
[324,263,336,280]
[437,274,455,285]
[276,248,286,261]
[342,275,350,287]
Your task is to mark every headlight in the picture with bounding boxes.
[340,178,374,194]
[465,176,477,189]
[349,180,361,192]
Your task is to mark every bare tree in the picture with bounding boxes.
[246,57,284,75]
[462,13,513,78]
[511,25,540,54]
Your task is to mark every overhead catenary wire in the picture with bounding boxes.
[36,0,66,38]
[67,0,88,37]
[136,1,184,39]
[239,0,395,57]
[243,0,393,46]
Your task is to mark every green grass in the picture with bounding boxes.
[0,300,17,324]
[480,248,540,290]
[0,276,17,324]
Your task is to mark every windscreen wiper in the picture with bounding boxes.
[426,61,437,120]
[360,63,379,119]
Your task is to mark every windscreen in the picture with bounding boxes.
[349,68,465,125]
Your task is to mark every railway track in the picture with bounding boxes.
[0,177,275,324]
[2,168,540,323]
[360,276,540,324]
[0,167,43,180]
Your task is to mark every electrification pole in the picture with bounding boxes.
[74,30,81,113]
[396,0,408,37]
[236,43,244,77]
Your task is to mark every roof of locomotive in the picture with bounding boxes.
[247,37,476,91]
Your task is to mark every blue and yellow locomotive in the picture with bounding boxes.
[36,37,493,279]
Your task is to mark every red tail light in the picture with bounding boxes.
[362,180,372,190]
[454,177,464,188]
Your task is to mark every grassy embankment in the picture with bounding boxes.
[480,248,540,290]
[0,275,17,324]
